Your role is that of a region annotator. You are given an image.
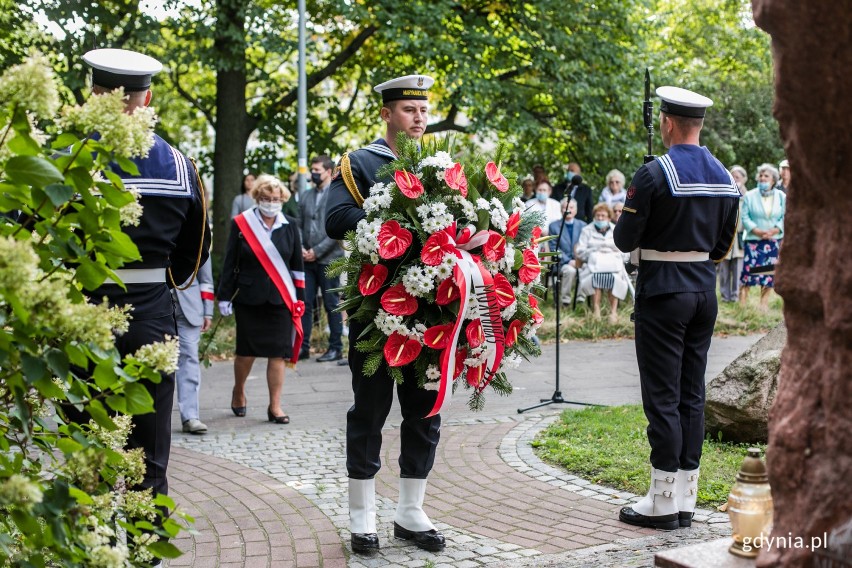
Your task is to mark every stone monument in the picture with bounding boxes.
[752,0,852,566]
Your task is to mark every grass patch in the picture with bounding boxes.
[535,288,783,343]
[531,405,766,508]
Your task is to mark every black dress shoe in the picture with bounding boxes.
[679,511,694,527]
[316,349,342,362]
[618,506,679,530]
[351,532,379,554]
[337,358,349,367]
[298,349,310,361]
[393,522,446,552]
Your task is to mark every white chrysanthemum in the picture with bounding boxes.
[475,198,490,210]
[423,265,439,280]
[416,202,454,234]
[490,198,509,231]
[502,352,523,369]
[441,254,457,269]
[499,242,516,273]
[452,195,478,220]
[435,263,454,280]
[419,151,454,171]
[375,309,408,337]
[403,264,435,297]
[0,52,61,118]
[464,293,480,319]
[425,365,442,381]
[512,197,525,210]
[501,300,518,320]
[423,380,440,391]
[355,218,381,256]
[132,335,179,374]
[464,344,489,367]
[362,182,392,214]
[411,323,428,342]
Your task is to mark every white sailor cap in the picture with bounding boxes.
[373,74,435,104]
[779,159,789,169]
[656,86,713,118]
[82,48,163,92]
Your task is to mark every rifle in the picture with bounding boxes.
[643,68,655,164]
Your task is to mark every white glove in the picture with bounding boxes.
[218,301,233,317]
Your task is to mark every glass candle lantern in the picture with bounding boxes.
[728,447,774,558]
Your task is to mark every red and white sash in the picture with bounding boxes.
[234,210,306,364]
[427,228,505,417]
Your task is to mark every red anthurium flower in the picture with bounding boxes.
[423,323,455,350]
[384,331,422,367]
[492,273,516,309]
[394,169,424,199]
[453,347,467,379]
[466,319,484,348]
[505,319,524,347]
[483,231,507,262]
[505,211,521,239]
[485,161,509,192]
[530,226,542,246]
[528,294,545,325]
[435,277,461,306]
[455,225,473,246]
[381,283,419,316]
[377,220,413,259]
[444,163,468,197]
[421,230,456,266]
[467,363,486,388]
[358,263,388,296]
[519,248,542,284]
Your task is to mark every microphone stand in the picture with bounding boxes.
[518,213,601,413]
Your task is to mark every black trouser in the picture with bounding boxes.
[634,291,717,472]
[66,315,176,497]
[346,320,441,479]
[301,261,343,352]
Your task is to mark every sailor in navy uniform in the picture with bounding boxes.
[325,75,445,554]
[614,87,739,530]
[77,49,211,501]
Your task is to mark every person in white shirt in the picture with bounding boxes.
[525,180,563,234]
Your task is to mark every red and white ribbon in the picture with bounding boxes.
[234,211,305,364]
[427,227,505,417]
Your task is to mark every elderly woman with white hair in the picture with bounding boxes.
[739,163,786,311]
[598,169,628,208]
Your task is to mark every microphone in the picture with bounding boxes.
[571,174,583,186]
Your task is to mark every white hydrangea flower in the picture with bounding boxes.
[0,52,61,118]
[119,188,143,227]
[132,335,179,374]
[0,474,43,508]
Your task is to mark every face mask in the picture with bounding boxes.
[594,219,610,230]
[258,201,282,217]
[310,172,324,186]
[536,191,548,202]
[564,171,576,182]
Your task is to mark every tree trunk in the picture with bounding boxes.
[752,1,852,566]
[212,0,255,268]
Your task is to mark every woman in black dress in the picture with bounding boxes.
[218,174,304,424]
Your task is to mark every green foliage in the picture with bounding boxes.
[0,55,190,566]
[532,405,767,507]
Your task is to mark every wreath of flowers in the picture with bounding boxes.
[329,135,547,412]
